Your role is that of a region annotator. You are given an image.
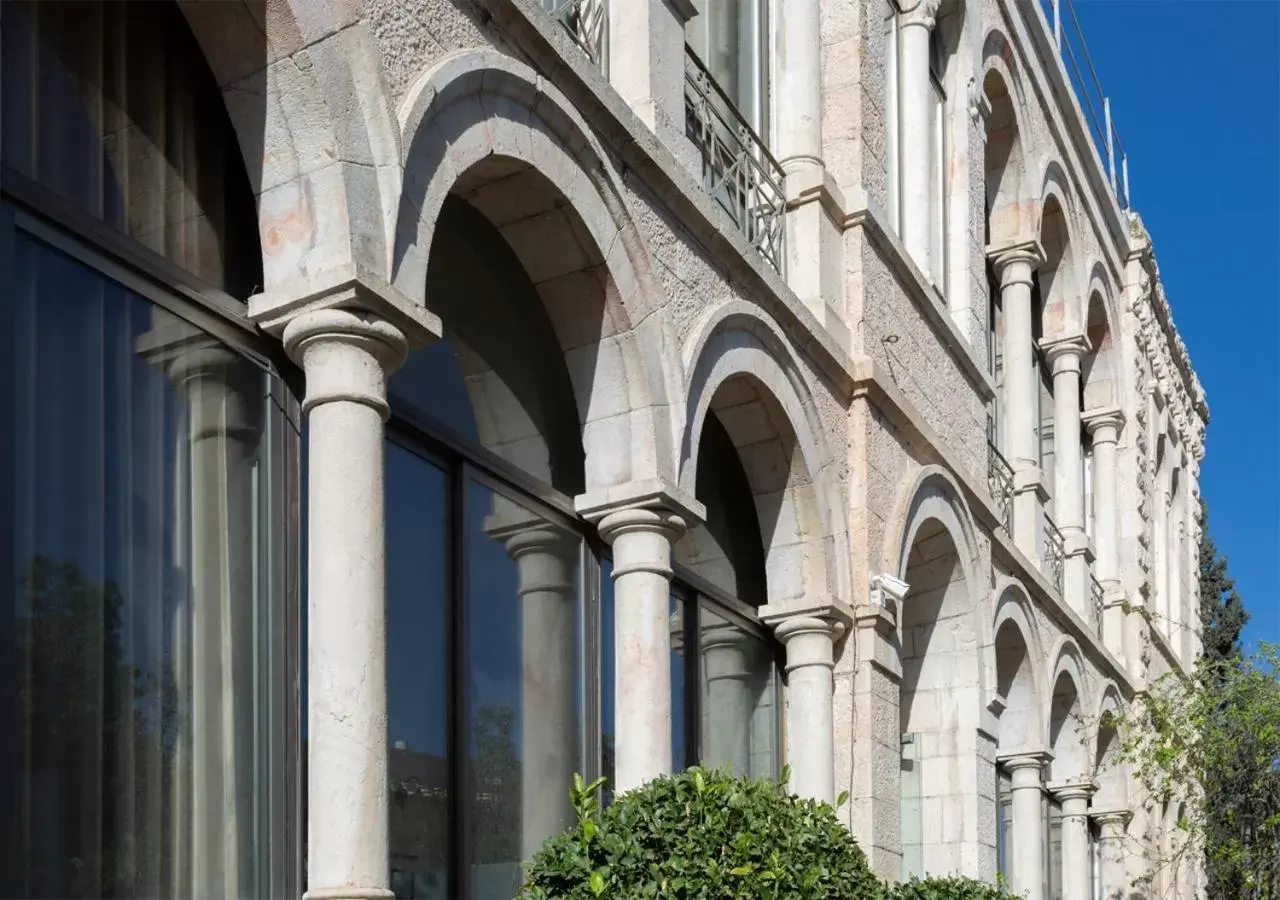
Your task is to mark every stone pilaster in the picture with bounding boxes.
[847,603,903,879]
[608,0,697,164]
[761,602,853,805]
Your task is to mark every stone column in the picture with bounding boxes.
[899,0,941,272]
[700,623,757,776]
[762,602,853,804]
[1084,408,1126,656]
[578,485,702,792]
[997,750,1052,900]
[1049,780,1097,900]
[1041,334,1093,611]
[775,0,821,171]
[847,603,903,878]
[1091,809,1132,900]
[284,308,411,900]
[988,242,1046,558]
[488,509,580,859]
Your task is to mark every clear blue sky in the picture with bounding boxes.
[1073,0,1280,650]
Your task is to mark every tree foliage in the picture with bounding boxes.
[1120,646,1280,898]
[1198,498,1249,668]
[521,768,882,900]
[521,769,1020,900]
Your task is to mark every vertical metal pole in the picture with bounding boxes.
[1053,0,1062,49]
[1104,97,1116,191]
[1122,155,1131,209]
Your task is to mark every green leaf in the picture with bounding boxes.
[588,870,604,896]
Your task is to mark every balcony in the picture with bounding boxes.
[683,47,786,274]
[1089,573,1105,637]
[541,0,606,68]
[987,441,1015,532]
[1042,512,1065,596]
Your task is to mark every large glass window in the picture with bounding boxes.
[685,0,770,134]
[386,443,450,900]
[4,228,296,900]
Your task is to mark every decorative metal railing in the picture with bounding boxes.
[1038,0,1130,209]
[683,47,786,274]
[1090,573,1105,635]
[1042,512,1065,596]
[987,441,1015,532]
[542,0,606,68]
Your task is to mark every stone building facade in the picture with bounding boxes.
[0,0,1206,899]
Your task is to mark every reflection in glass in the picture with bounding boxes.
[1,0,261,296]
[386,444,450,900]
[9,232,290,898]
[698,605,775,778]
[466,482,581,900]
[671,595,687,770]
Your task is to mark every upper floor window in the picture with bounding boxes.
[927,27,948,292]
[685,0,771,137]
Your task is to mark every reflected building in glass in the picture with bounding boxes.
[1,0,1208,898]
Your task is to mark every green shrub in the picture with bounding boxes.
[887,876,1019,899]
[520,767,885,900]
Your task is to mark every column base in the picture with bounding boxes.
[305,889,396,900]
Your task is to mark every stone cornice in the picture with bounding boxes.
[1128,213,1208,461]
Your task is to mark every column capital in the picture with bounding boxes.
[1047,778,1098,805]
[251,272,440,349]
[575,478,705,541]
[1082,406,1126,443]
[1039,333,1092,374]
[899,0,942,29]
[997,748,1054,772]
[281,308,410,418]
[1090,807,1133,829]
[985,239,1045,286]
[760,602,853,670]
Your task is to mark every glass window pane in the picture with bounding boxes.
[9,230,291,898]
[386,444,450,900]
[698,605,776,778]
[671,595,687,770]
[466,481,582,900]
[1,1,261,296]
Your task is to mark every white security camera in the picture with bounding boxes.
[869,572,911,607]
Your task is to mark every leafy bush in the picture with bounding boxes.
[521,767,884,900]
[887,876,1019,899]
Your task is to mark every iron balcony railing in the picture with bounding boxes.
[1042,512,1065,596]
[683,46,786,274]
[542,0,606,68]
[1089,573,1105,636]
[1039,0,1130,209]
[987,441,1014,532]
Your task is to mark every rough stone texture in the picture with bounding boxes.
[179,0,1208,891]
